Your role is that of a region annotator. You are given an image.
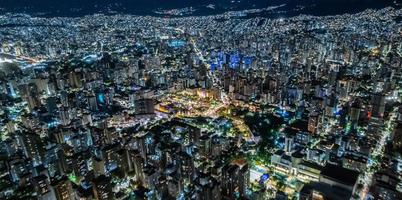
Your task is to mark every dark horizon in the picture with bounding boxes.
[0,0,398,17]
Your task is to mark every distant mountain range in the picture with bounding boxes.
[0,0,399,17]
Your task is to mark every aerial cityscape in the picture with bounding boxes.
[0,0,401,200]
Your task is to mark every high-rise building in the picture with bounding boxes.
[371,93,385,118]
[392,122,402,153]
[285,135,294,153]
[92,175,113,200]
[134,99,155,115]
[308,113,319,134]
[51,177,74,200]
[18,132,45,166]
[221,159,249,199]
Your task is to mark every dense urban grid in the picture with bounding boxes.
[0,6,402,200]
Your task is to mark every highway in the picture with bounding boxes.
[353,109,396,200]
[0,52,41,63]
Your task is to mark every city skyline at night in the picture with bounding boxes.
[0,1,401,200]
